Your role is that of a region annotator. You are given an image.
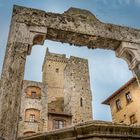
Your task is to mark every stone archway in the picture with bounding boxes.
[0,5,140,140]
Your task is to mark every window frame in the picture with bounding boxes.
[29,114,35,122]
[53,119,65,129]
[25,108,40,123]
[130,114,137,124]
[116,99,122,111]
[125,92,132,104]
[31,91,37,99]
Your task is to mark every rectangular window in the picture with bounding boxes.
[29,114,35,122]
[56,68,59,73]
[130,114,137,124]
[54,120,64,129]
[116,99,122,111]
[125,92,132,103]
[31,91,36,98]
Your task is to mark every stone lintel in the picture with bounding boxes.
[12,5,140,49]
[18,121,140,140]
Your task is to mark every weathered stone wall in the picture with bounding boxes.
[18,80,48,137]
[18,121,140,140]
[42,49,68,104]
[64,56,92,124]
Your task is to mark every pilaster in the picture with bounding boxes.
[0,20,47,140]
[116,42,140,84]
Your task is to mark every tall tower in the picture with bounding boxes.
[42,48,68,104]
[64,56,93,124]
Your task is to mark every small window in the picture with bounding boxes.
[31,91,36,98]
[116,99,122,111]
[26,86,41,99]
[120,120,124,123]
[80,98,83,107]
[125,92,132,103]
[54,120,64,129]
[29,114,35,122]
[25,108,40,122]
[56,68,59,73]
[130,114,137,124]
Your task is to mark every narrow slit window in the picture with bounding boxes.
[80,98,83,107]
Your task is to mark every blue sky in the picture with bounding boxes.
[0,0,140,121]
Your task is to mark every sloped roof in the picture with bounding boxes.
[102,77,136,105]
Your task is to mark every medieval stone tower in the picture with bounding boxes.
[64,56,93,124]
[42,48,68,104]
[42,48,92,124]
[18,48,93,137]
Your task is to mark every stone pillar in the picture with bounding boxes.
[0,20,47,139]
[0,42,29,140]
[115,42,140,85]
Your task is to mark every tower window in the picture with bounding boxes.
[25,108,40,122]
[116,99,121,111]
[54,120,65,129]
[29,114,35,122]
[130,114,137,124]
[26,86,41,99]
[56,68,59,73]
[31,91,36,98]
[125,92,132,103]
[80,98,83,107]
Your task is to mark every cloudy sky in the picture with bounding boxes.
[0,0,140,121]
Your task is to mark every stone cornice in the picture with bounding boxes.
[12,5,140,50]
[18,121,140,140]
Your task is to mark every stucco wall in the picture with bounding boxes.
[109,80,140,124]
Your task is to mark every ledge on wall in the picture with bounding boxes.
[18,120,140,140]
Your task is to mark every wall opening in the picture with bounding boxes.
[24,39,132,121]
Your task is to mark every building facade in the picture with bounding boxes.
[102,77,140,125]
[17,48,92,137]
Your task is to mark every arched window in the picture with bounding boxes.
[26,86,41,99]
[25,108,40,122]
[23,131,36,136]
